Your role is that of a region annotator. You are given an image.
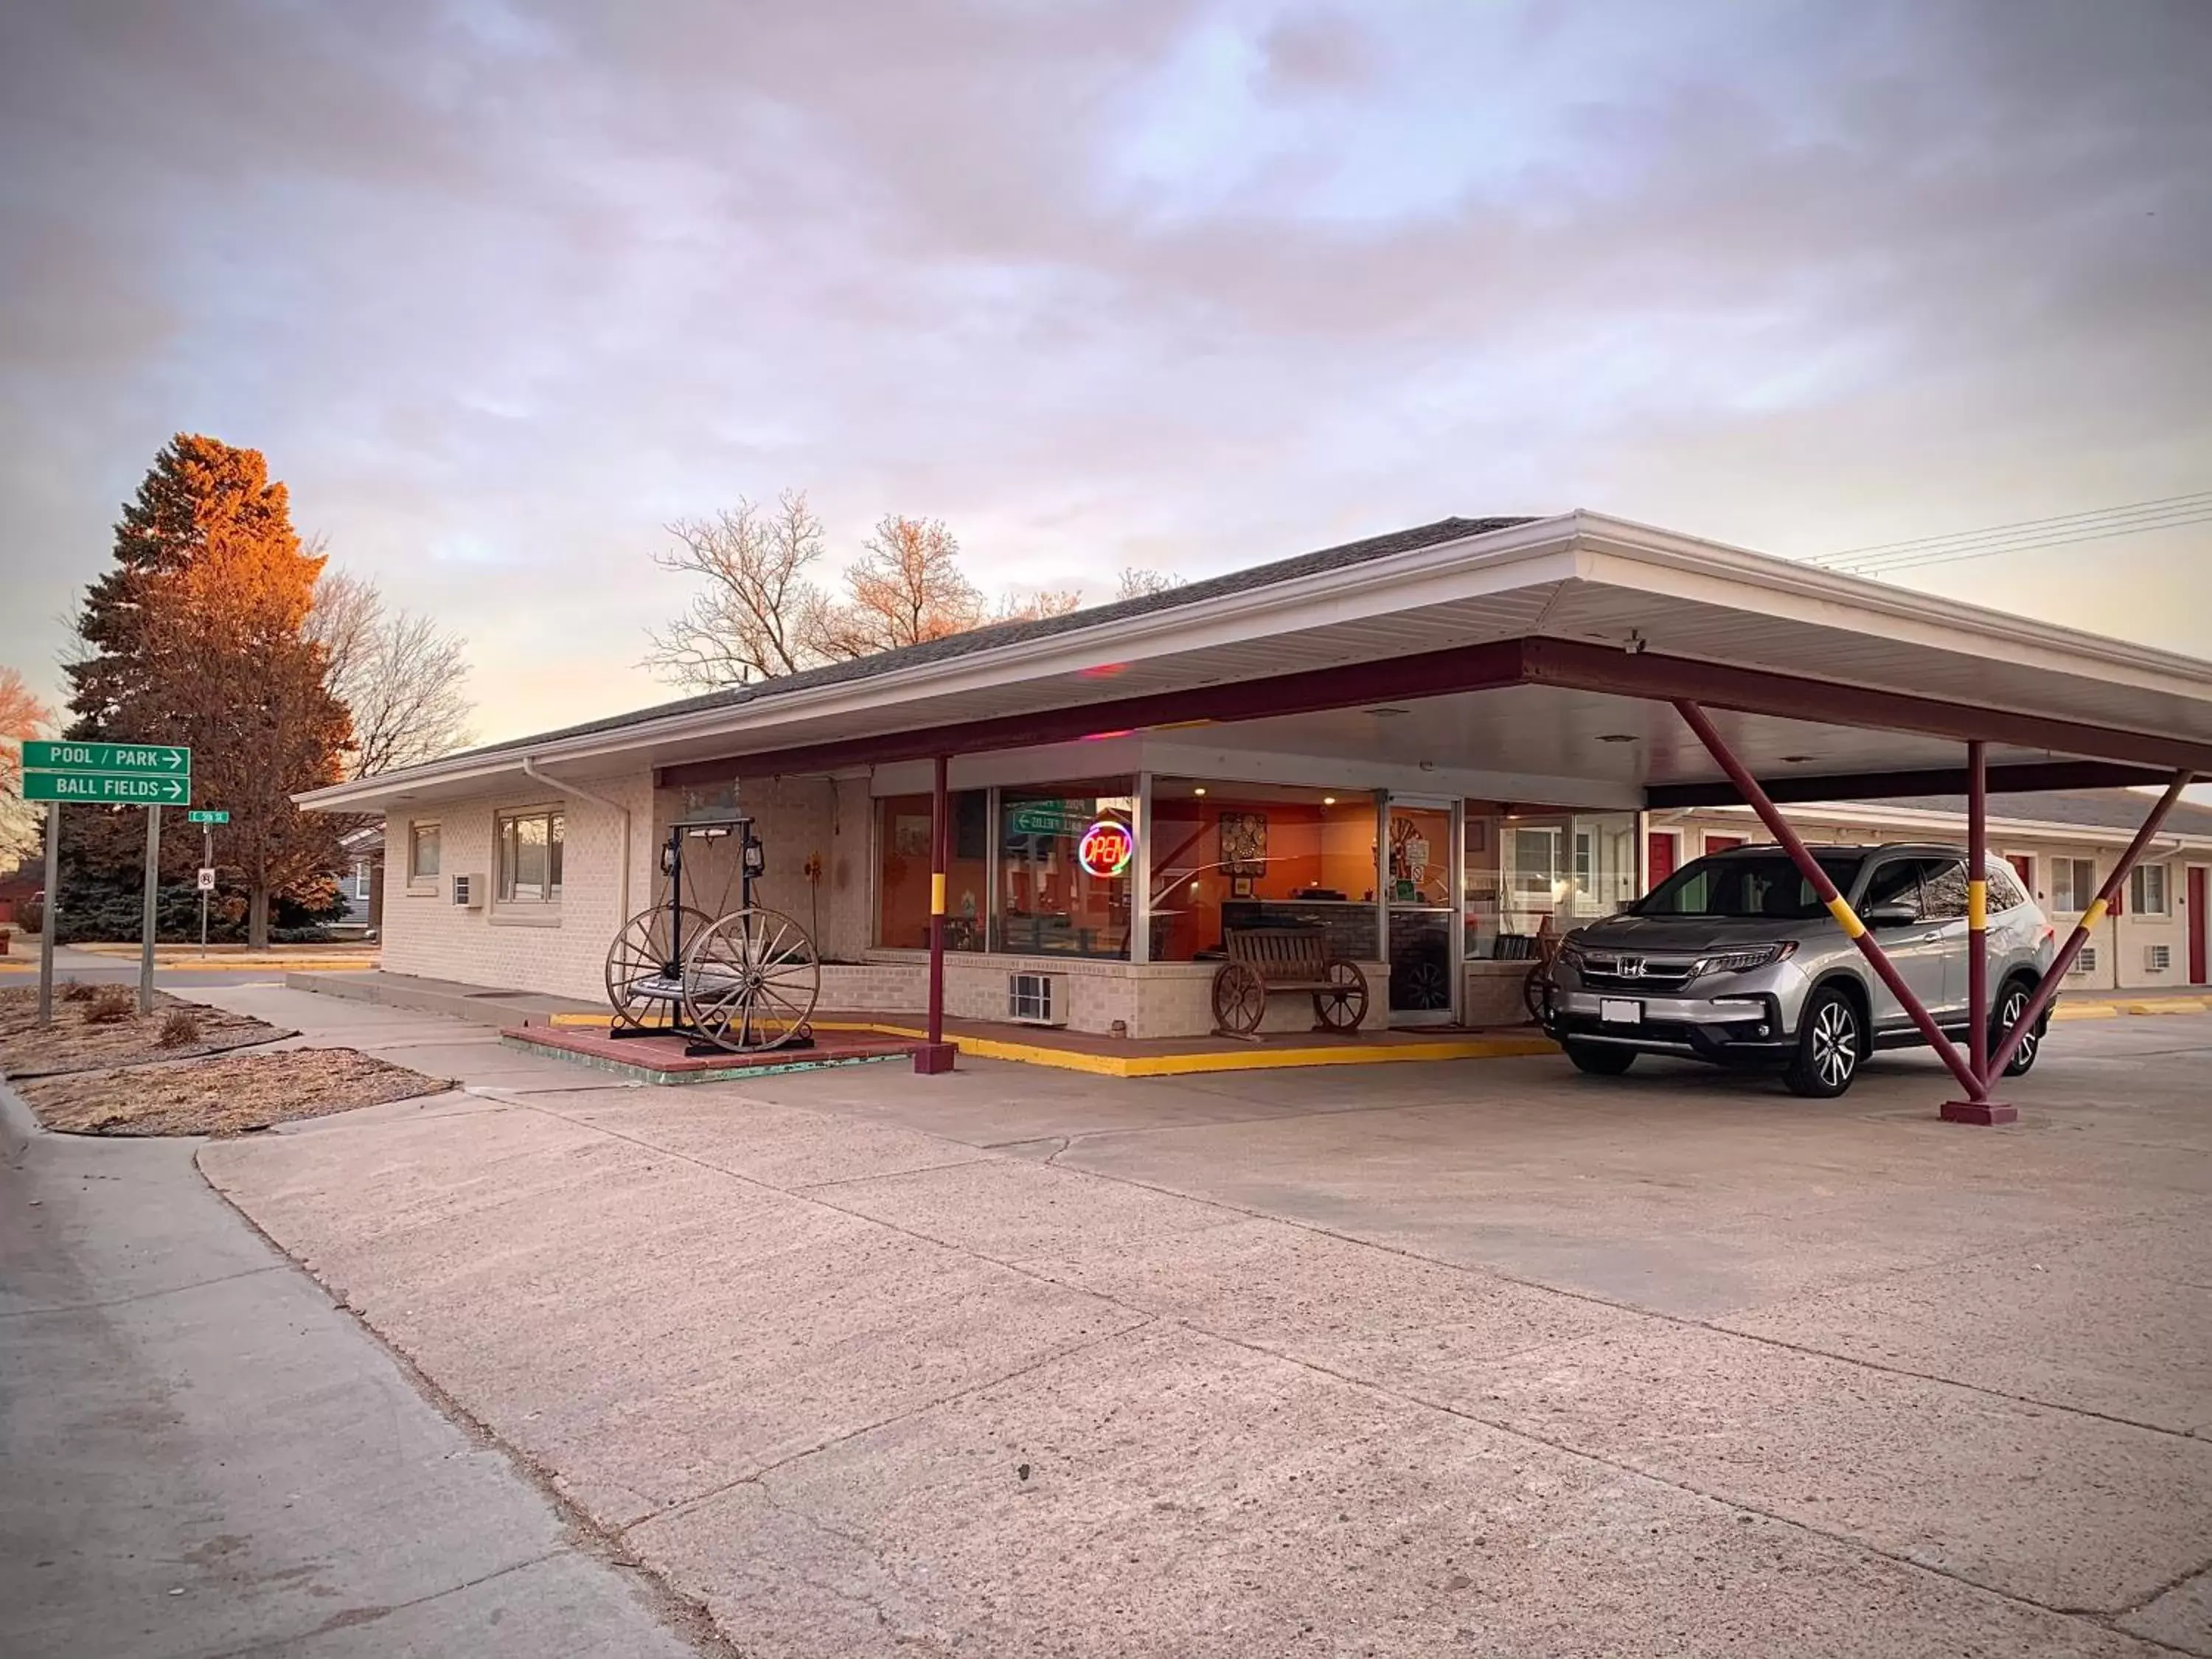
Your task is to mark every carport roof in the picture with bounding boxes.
[301,510,2212,813]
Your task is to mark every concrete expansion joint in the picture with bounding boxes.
[627,1312,1159,1540]
[0,1260,287,1320]
[200,1548,568,1659]
[1182,1318,2164,1642]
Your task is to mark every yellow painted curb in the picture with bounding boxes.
[544,1009,1553,1077]
[2120,999,2209,1015]
[2053,1004,2118,1020]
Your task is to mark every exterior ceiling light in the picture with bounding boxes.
[1193,786,1207,796]
[1595,733,1638,743]
[1781,754,1816,764]
[1323,796,1337,805]
[1366,706,1408,717]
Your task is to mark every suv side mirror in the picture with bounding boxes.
[1863,902,1919,928]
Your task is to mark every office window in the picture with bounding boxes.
[2051,858,2098,914]
[2130,863,2170,917]
[408,821,441,886]
[496,807,563,905]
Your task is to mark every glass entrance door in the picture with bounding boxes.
[1385,799,1458,1025]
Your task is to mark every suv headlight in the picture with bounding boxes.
[1691,942,1798,975]
[1557,939,1587,970]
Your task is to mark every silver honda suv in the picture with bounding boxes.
[1548,843,2057,1097]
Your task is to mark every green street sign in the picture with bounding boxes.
[24,740,190,776]
[188,810,229,824]
[24,772,190,804]
[1009,804,1088,837]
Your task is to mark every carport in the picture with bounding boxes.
[631,512,2212,1118]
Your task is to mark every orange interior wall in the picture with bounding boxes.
[1150,799,1377,959]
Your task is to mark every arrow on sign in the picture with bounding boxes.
[160,778,185,801]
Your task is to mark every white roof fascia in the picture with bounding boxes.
[1571,514,2212,700]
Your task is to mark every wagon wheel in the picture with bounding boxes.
[1311,960,1368,1034]
[1211,961,1266,1036]
[606,904,716,1031]
[681,906,821,1052]
[1522,962,1557,1030]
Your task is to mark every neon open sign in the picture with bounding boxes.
[1077,818,1133,878]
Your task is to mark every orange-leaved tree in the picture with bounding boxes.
[0,665,55,864]
[63,435,353,945]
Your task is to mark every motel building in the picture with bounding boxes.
[301,513,2212,1099]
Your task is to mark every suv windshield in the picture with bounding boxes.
[1635,852,1866,920]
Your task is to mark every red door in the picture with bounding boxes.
[1704,835,1747,855]
[2190,866,2208,985]
[1646,832,1678,892]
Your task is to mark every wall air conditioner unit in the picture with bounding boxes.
[2068,946,2096,976]
[451,873,484,909]
[2145,944,2171,973]
[1006,972,1064,1026]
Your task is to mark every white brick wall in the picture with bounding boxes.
[383,766,657,1004]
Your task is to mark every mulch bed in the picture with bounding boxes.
[13,1048,456,1137]
[0,986,291,1079]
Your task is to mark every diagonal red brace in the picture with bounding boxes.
[1674,700,1984,1100]
[1986,770,2191,1077]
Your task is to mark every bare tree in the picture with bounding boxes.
[998,588,1085,622]
[644,492,835,689]
[815,514,987,660]
[0,664,55,863]
[646,497,1088,688]
[1116,566,1184,600]
[310,570,476,778]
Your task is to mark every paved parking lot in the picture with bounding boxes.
[187,988,2212,1656]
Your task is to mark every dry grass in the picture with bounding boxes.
[15,1047,454,1137]
[0,987,288,1079]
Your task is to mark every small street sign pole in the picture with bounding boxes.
[141,805,161,1016]
[201,822,213,959]
[38,802,60,1027]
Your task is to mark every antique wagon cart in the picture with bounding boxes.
[603,814,821,1053]
[1210,924,1368,1037]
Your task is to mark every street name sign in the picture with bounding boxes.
[21,740,191,806]
[24,740,189,774]
[188,809,229,824]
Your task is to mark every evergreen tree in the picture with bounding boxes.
[63,435,353,946]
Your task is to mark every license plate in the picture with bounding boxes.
[1599,998,1643,1026]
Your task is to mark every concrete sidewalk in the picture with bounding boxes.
[0,1079,714,1658]
[177,982,2212,1658]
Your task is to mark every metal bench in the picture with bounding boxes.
[1211,925,1368,1037]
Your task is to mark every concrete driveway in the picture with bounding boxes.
[170,988,2212,1654]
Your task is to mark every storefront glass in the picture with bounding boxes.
[874,790,990,950]
[1148,780,1380,961]
[996,780,1135,959]
[1464,807,1638,957]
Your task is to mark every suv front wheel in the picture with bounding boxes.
[1785,985,1863,1098]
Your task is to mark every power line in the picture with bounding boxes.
[1810,490,2212,578]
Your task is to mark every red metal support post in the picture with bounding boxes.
[1673,700,1986,1103]
[915,753,958,1074]
[1949,742,2003,1124]
[1986,771,2191,1078]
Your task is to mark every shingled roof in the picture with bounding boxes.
[451,515,1533,761]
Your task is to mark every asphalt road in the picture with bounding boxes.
[0,1082,712,1659]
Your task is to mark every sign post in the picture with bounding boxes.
[38,802,59,1026]
[141,806,161,1015]
[21,742,192,1022]
[189,809,227,961]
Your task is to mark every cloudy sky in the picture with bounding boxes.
[3,0,2208,745]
